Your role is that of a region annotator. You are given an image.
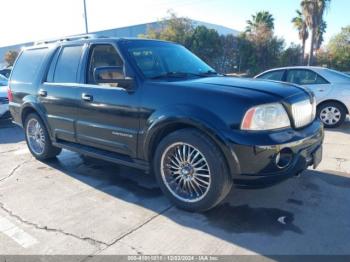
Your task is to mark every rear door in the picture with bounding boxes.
[285,69,331,102]
[39,44,84,142]
[76,43,140,158]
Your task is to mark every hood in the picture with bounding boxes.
[191,76,308,99]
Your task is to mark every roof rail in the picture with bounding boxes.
[34,34,99,45]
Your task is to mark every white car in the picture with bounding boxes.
[0,75,9,119]
[255,66,350,128]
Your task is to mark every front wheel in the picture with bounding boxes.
[24,113,62,160]
[317,102,347,128]
[153,128,232,212]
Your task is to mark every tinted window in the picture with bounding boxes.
[87,44,124,84]
[258,70,284,81]
[10,48,48,83]
[53,45,83,83]
[286,69,328,85]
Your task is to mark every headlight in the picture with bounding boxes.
[241,103,290,130]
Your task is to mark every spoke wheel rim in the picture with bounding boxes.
[320,106,341,125]
[26,118,45,155]
[160,142,211,203]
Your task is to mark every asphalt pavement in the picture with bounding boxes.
[0,118,349,257]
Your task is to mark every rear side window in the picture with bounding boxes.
[53,45,83,83]
[286,69,328,85]
[11,48,48,83]
[258,70,285,81]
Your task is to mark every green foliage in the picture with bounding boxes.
[246,11,275,33]
[139,11,193,46]
[280,44,303,67]
[187,26,222,67]
[317,26,350,71]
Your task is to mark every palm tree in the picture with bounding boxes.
[246,11,275,33]
[301,0,331,65]
[315,20,327,51]
[292,10,309,65]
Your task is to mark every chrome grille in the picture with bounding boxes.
[291,98,316,128]
[0,97,9,104]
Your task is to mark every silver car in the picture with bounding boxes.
[255,66,350,128]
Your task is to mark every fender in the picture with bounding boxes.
[20,95,54,140]
[141,104,241,177]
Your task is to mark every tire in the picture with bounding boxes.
[317,102,347,128]
[24,113,62,160]
[153,128,232,212]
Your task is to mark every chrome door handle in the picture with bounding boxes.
[81,93,93,102]
[38,89,47,97]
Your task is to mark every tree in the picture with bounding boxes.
[315,20,327,51]
[187,26,222,67]
[292,9,309,64]
[280,44,303,67]
[301,0,331,65]
[319,26,350,71]
[139,10,193,46]
[246,11,275,33]
[241,11,285,75]
[4,50,19,67]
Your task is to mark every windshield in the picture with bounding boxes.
[126,41,215,79]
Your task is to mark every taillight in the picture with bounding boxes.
[7,87,13,102]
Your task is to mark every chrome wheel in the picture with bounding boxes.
[160,142,211,203]
[26,118,45,155]
[320,106,341,126]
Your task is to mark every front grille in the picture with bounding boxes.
[0,97,9,104]
[291,98,316,128]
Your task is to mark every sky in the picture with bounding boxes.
[0,0,349,48]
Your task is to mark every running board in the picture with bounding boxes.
[53,141,149,171]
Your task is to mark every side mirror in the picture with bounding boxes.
[93,66,134,90]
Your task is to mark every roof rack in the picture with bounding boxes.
[34,34,99,45]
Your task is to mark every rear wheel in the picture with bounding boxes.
[153,128,232,212]
[24,113,62,160]
[317,102,346,128]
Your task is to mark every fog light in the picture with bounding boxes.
[275,148,293,169]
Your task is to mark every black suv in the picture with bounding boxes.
[8,36,324,211]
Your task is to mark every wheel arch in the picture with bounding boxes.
[317,99,349,114]
[20,102,53,139]
[143,114,241,178]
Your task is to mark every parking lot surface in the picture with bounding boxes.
[0,118,349,257]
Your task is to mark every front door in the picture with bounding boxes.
[76,43,140,158]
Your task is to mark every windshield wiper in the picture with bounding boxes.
[150,70,219,80]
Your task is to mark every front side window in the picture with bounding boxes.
[11,48,48,83]
[53,45,83,83]
[286,69,328,85]
[126,41,215,79]
[258,70,285,81]
[87,44,124,85]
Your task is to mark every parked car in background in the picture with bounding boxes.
[8,36,323,211]
[0,67,12,78]
[0,74,9,119]
[255,67,350,128]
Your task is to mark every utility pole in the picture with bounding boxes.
[83,0,89,34]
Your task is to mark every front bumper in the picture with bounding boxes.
[224,119,324,187]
